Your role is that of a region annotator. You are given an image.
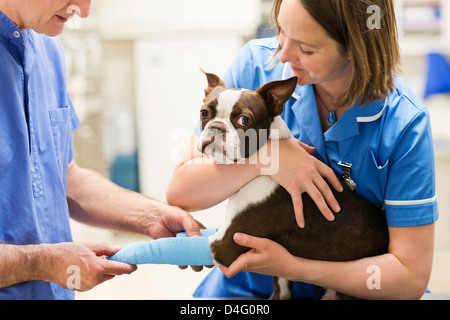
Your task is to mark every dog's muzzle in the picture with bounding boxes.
[199,120,242,164]
[199,122,227,153]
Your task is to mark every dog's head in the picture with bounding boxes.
[198,71,298,164]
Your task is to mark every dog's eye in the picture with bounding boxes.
[201,109,209,120]
[237,116,250,127]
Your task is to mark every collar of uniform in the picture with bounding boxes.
[355,98,387,122]
[289,79,387,143]
[323,105,359,142]
[289,83,360,163]
[325,98,387,142]
[290,84,328,162]
[22,29,36,75]
[0,10,23,42]
[0,10,34,68]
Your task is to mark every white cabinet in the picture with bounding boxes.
[395,0,450,56]
[76,0,261,204]
[117,0,262,202]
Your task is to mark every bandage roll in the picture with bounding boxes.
[107,228,217,266]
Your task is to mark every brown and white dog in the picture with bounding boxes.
[200,71,389,300]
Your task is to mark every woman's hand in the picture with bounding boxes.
[219,233,298,279]
[265,138,343,228]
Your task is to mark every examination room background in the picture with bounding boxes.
[57,0,450,299]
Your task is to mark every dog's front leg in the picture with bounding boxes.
[269,277,293,300]
[269,277,280,300]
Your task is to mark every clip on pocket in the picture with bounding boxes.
[338,161,357,191]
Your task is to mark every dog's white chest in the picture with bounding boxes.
[209,175,279,254]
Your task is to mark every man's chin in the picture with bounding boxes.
[43,26,65,37]
[37,19,66,37]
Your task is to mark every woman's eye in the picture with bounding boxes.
[300,48,314,56]
[201,110,209,119]
[237,116,250,127]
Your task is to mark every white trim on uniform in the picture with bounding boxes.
[356,99,388,123]
[284,61,388,123]
[384,194,438,206]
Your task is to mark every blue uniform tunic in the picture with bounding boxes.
[0,11,79,299]
[194,38,439,299]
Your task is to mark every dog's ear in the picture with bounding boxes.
[201,69,226,98]
[256,77,298,117]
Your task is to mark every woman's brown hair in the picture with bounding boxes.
[271,0,401,108]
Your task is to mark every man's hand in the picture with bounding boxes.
[41,242,137,292]
[145,204,204,240]
[143,204,209,272]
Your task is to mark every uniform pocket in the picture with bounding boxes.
[356,148,389,206]
[48,106,71,174]
[370,148,389,196]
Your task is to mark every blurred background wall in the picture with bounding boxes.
[60,0,450,298]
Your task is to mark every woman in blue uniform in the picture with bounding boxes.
[167,0,438,299]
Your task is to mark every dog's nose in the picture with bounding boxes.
[208,124,226,136]
[200,123,227,153]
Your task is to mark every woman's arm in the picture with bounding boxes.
[166,134,262,211]
[220,223,435,300]
[166,134,342,227]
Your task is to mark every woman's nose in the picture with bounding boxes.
[279,39,297,65]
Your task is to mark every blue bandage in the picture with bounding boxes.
[108,228,217,266]
[175,228,218,238]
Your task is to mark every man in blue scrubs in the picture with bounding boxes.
[0,0,202,300]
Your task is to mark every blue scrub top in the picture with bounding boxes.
[194,38,439,299]
[0,11,79,299]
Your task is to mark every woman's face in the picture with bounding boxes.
[14,0,91,36]
[277,0,352,87]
